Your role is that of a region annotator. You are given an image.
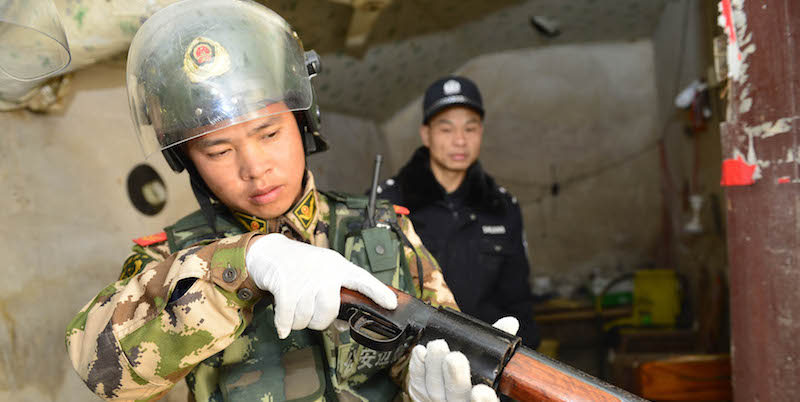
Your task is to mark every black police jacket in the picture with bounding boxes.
[378,147,540,348]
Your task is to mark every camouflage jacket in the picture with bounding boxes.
[66,173,458,401]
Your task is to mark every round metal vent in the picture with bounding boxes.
[127,164,167,215]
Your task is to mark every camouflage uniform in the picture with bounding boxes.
[66,173,458,401]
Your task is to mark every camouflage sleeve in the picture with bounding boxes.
[399,215,459,310]
[65,232,264,401]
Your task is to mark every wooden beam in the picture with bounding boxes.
[329,0,394,55]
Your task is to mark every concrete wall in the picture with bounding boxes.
[0,63,196,401]
[381,40,663,289]
[652,0,728,343]
[309,112,389,194]
[652,0,708,262]
[0,63,384,401]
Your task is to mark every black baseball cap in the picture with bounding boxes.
[422,76,484,124]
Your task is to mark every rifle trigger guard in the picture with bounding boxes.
[347,308,405,352]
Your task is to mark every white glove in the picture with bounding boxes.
[245,233,397,339]
[408,317,519,402]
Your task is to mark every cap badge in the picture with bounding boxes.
[443,79,461,95]
[183,36,231,83]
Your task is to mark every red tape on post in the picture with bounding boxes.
[720,156,757,187]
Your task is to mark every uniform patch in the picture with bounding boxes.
[293,191,316,229]
[183,36,231,83]
[482,225,506,235]
[133,232,167,246]
[119,253,155,280]
[234,212,267,233]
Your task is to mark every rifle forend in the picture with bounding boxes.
[338,287,648,402]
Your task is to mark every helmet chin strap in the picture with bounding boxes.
[190,172,220,235]
[294,111,317,155]
[172,150,221,235]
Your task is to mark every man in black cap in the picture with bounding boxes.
[379,76,540,348]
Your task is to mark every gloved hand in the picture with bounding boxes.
[408,317,520,402]
[246,233,398,339]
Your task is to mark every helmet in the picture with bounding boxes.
[126,0,327,172]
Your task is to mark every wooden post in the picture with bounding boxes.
[718,0,800,399]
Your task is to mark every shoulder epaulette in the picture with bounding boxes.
[497,186,518,205]
[133,231,167,246]
[393,204,410,215]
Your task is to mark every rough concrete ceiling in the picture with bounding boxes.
[262,0,667,122]
[254,0,522,52]
[6,0,665,117]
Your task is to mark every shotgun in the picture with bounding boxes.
[338,287,648,401]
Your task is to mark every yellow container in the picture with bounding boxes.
[633,269,681,327]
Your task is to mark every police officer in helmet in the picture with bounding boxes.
[65,1,514,401]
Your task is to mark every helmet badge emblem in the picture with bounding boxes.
[443,79,461,95]
[183,36,232,83]
[191,42,215,66]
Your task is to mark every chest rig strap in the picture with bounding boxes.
[322,191,416,294]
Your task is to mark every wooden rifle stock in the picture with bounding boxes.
[339,287,647,401]
[498,346,643,401]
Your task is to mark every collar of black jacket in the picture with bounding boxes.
[395,146,506,215]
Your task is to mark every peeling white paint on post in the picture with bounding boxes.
[738,87,752,114]
[731,145,762,180]
[729,116,800,172]
[758,148,800,168]
[743,116,799,139]
[719,0,756,113]
[746,134,759,179]
[716,0,792,185]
